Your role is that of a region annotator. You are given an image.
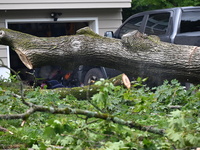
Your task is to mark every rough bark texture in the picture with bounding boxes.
[1,27,200,85]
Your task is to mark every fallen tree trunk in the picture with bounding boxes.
[0,27,200,85]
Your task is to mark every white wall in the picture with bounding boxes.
[0,0,131,10]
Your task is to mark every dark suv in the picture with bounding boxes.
[106,6,200,46]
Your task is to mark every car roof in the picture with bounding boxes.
[180,6,200,12]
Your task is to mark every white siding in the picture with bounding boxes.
[0,45,10,79]
[0,21,8,70]
[0,0,131,10]
[0,58,7,66]
[0,0,130,2]
[0,47,7,57]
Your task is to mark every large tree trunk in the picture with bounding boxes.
[0,27,200,85]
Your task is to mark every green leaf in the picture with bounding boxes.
[32,144,40,150]
[185,134,197,145]
[60,136,74,146]
[169,132,182,142]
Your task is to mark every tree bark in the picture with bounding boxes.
[1,27,200,85]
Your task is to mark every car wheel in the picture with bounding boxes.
[84,68,104,85]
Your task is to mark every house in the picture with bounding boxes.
[0,0,131,79]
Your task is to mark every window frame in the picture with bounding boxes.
[115,14,146,38]
[143,12,172,36]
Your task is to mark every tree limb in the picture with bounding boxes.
[26,74,128,100]
[0,102,165,136]
[0,126,13,134]
[1,27,200,85]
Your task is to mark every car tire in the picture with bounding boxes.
[84,68,104,85]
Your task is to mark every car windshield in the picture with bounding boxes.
[180,11,200,33]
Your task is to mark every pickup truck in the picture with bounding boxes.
[106,6,200,46]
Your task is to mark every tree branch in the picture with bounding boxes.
[1,27,200,84]
[30,74,127,100]
[0,102,165,136]
[0,126,13,134]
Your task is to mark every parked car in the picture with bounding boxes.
[105,6,200,46]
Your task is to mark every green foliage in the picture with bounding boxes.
[123,0,200,21]
[131,0,200,11]
[167,110,200,148]
[0,76,200,149]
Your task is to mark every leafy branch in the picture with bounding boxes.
[1,62,199,149]
[0,97,165,136]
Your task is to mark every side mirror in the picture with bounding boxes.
[104,31,114,38]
